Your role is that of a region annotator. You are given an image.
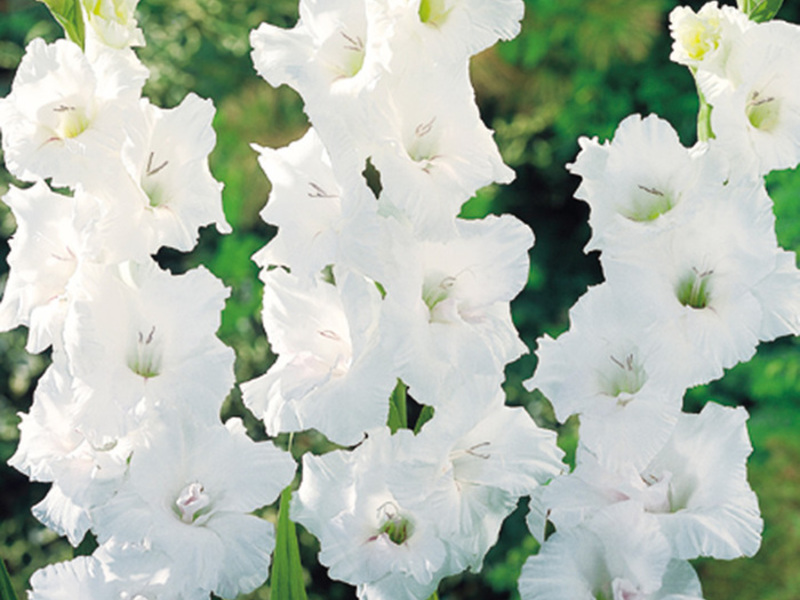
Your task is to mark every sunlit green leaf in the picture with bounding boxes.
[738,0,784,22]
[387,379,407,433]
[38,0,85,49]
[270,486,308,600]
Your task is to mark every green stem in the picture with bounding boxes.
[691,67,715,143]
[1,557,19,600]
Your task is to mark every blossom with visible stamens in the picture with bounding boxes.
[91,416,296,599]
[250,127,386,282]
[63,261,234,439]
[601,176,783,386]
[700,20,800,175]
[364,63,514,239]
[292,427,453,600]
[0,38,147,187]
[121,94,229,254]
[519,502,704,600]
[382,213,531,405]
[567,113,725,254]
[526,283,684,471]
[538,402,763,562]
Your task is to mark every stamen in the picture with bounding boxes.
[308,181,338,198]
[340,31,364,52]
[637,184,664,196]
[415,117,436,138]
[146,151,169,177]
[465,441,491,460]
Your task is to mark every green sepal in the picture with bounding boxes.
[0,558,19,600]
[270,486,308,600]
[387,379,408,433]
[738,0,784,23]
[38,0,86,50]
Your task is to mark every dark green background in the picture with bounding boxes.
[1,0,800,598]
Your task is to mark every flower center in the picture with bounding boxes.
[375,502,414,545]
[676,266,713,309]
[422,270,457,322]
[598,352,647,401]
[127,325,163,379]
[174,481,211,524]
[418,0,452,27]
[52,104,90,139]
[675,12,720,61]
[141,151,170,208]
[322,29,366,80]
[622,184,674,222]
[406,117,439,172]
[746,90,780,132]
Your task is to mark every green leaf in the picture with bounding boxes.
[270,486,308,600]
[74,532,98,557]
[38,0,85,49]
[739,0,784,22]
[413,405,435,434]
[387,379,408,433]
[0,558,19,600]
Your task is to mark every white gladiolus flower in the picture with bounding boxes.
[251,128,385,282]
[292,428,456,600]
[81,0,146,51]
[110,94,230,255]
[9,362,136,545]
[366,63,514,239]
[241,267,396,446]
[702,20,800,175]
[251,0,385,98]
[250,0,392,164]
[0,182,99,353]
[383,214,531,405]
[519,502,700,600]
[527,284,684,471]
[63,261,235,439]
[567,113,724,254]
[601,178,779,386]
[91,417,296,599]
[0,38,147,187]
[668,2,751,77]
[390,0,525,62]
[542,402,763,561]
[395,392,565,571]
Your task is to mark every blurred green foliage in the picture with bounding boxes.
[2,0,800,598]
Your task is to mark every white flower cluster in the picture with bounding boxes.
[245,0,566,597]
[519,3,800,598]
[0,2,295,598]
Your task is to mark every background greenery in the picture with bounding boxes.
[1,0,800,598]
